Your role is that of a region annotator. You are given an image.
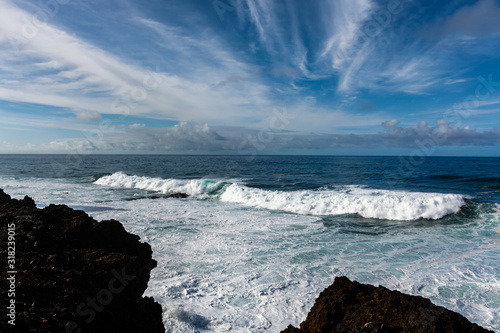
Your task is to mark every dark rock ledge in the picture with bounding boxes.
[281,276,494,333]
[0,189,164,333]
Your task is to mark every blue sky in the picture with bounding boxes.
[0,0,499,155]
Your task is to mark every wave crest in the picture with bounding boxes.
[95,172,466,220]
[219,184,465,220]
[94,172,227,196]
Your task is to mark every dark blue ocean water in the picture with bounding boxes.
[1,154,499,332]
[1,154,499,201]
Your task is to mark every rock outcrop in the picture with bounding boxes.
[281,276,493,333]
[0,189,165,333]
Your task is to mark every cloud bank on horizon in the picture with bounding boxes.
[0,0,500,155]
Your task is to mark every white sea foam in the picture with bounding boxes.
[93,195,499,333]
[3,174,499,332]
[94,171,226,196]
[220,184,466,220]
[94,172,466,220]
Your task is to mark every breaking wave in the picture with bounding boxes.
[95,172,466,220]
[94,171,227,196]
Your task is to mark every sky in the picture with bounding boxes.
[0,0,499,156]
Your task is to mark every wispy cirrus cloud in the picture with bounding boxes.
[0,0,273,126]
[0,0,499,155]
[319,0,374,70]
[337,0,500,94]
[234,0,457,95]
[0,0,391,136]
[238,0,376,82]
[236,0,310,78]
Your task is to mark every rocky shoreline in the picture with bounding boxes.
[0,189,164,332]
[0,189,494,332]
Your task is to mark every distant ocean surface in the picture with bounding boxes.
[1,154,499,332]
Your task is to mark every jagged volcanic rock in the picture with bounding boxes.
[281,276,493,333]
[0,189,164,333]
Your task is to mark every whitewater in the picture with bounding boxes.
[95,171,466,220]
[0,155,499,332]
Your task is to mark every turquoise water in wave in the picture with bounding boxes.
[0,155,499,332]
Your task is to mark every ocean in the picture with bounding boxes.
[1,154,499,332]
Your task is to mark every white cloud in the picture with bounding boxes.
[237,0,382,88]
[2,120,498,154]
[241,0,310,78]
[1,0,499,154]
[373,55,445,94]
[0,0,273,127]
[441,0,500,37]
[445,78,467,85]
[128,123,145,129]
[323,1,500,94]
[320,0,374,70]
[74,110,102,122]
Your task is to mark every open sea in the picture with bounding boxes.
[1,154,499,332]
